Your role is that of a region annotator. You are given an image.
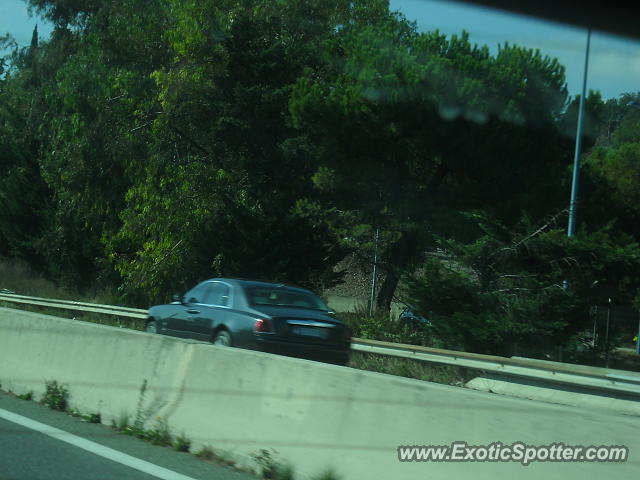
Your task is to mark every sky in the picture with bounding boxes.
[392,0,640,100]
[1,0,640,100]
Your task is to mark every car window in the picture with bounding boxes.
[184,283,209,304]
[247,287,328,310]
[204,282,231,307]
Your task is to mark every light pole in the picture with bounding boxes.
[369,228,379,317]
[567,28,592,238]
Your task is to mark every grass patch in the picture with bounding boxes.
[114,416,176,448]
[195,445,237,467]
[83,412,102,423]
[174,433,191,452]
[142,421,174,446]
[0,257,74,300]
[17,391,33,401]
[68,408,102,423]
[0,257,118,304]
[312,470,342,480]
[348,351,466,386]
[13,382,102,424]
[0,256,143,330]
[252,449,296,480]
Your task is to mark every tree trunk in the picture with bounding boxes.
[375,162,448,314]
[375,231,420,314]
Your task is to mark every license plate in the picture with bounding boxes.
[291,326,329,339]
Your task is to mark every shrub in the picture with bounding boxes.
[42,381,69,411]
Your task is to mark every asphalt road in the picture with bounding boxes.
[0,390,257,480]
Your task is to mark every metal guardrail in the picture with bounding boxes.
[0,293,146,319]
[351,339,640,397]
[2,292,640,398]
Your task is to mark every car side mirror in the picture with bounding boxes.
[172,293,183,304]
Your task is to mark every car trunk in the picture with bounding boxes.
[252,306,346,344]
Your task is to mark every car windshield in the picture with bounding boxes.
[247,287,328,311]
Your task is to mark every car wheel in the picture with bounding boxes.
[332,353,350,366]
[145,320,157,333]
[213,329,232,347]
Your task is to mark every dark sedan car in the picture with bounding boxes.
[146,278,351,364]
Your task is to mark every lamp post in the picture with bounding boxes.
[567,28,592,238]
[369,228,379,317]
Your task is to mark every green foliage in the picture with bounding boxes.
[68,408,101,423]
[312,470,342,480]
[195,445,237,467]
[252,449,294,480]
[0,36,54,268]
[2,0,640,356]
[42,380,69,411]
[143,421,174,446]
[290,20,573,310]
[405,212,640,355]
[581,93,640,240]
[195,445,216,461]
[118,417,174,447]
[174,433,191,452]
[83,412,101,423]
[17,391,34,401]
[339,305,433,346]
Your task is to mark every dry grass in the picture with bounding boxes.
[0,256,142,330]
[348,351,466,386]
[0,257,74,299]
[0,256,119,305]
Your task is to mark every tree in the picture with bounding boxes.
[576,92,640,241]
[106,0,376,302]
[20,0,172,288]
[290,21,573,312]
[405,212,640,355]
[0,28,54,268]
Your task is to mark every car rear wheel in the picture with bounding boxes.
[213,329,232,346]
[145,320,157,333]
[331,353,350,366]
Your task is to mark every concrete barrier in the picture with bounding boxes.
[1,307,638,479]
[466,376,640,415]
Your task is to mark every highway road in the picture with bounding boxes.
[0,390,256,480]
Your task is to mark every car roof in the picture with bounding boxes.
[203,278,315,295]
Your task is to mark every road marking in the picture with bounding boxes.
[0,407,199,480]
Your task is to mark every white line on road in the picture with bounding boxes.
[0,407,199,480]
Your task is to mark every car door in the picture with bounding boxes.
[166,282,209,338]
[186,281,233,342]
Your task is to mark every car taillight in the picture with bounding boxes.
[341,326,352,342]
[254,318,272,332]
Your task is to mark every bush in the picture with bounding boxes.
[174,433,191,452]
[338,304,434,346]
[42,380,69,411]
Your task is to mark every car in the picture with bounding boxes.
[398,305,431,329]
[146,278,351,365]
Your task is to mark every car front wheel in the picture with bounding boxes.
[213,329,232,346]
[145,320,157,333]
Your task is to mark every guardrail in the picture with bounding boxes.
[2,292,640,399]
